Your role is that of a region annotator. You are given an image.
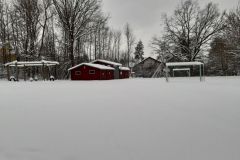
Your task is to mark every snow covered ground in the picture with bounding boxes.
[0,77,240,160]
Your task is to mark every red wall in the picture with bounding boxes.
[120,70,130,79]
[70,65,114,80]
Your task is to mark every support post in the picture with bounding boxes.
[200,64,202,82]
[47,66,50,81]
[15,62,19,81]
[24,65,26,81]
[42,62,45,81]
[6,65,10,81]
[166,67,169,82]
[203,64,205,81]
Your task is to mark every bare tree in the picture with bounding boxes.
[38,0,54,58]
[14,0,41,58]
[161,0,225,62]
[124,23,135,67]
[116,30,122,61]
[53,0,100,67]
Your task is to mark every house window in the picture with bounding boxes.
[75,71,81,75]
[120,71,123,75]
[89,70,95,75]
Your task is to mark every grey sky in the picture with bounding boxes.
[102,0,239,56]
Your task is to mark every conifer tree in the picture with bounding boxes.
[134,40,144,62]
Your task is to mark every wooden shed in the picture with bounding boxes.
[132,57,161,78]
[68,63,115,81]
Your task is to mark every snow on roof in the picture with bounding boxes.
[173,68,190,71]
[166,62,203,67]
[91,59,122,67]
[5,60,59,67]
[120,67,130,71]
[68,63,115,71]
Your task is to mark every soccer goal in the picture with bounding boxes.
[173,68,191,77]
[165,62,204,82]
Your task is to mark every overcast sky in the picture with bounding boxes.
[102,0,239,56]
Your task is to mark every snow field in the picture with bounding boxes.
[0,77,240,160]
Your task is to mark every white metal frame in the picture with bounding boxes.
[4,60,59,81]
[165,62,204,82]
[173,68,191,77]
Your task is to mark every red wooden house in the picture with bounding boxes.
[68,60,131,81]
[68,63,115,80]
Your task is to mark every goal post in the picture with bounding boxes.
[172,68,191,77]
[165,62,204,82]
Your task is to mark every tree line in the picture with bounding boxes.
[2,0,238,79]
[151,0,240,76]
[0,0,138,79]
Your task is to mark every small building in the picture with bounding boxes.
[119,67,131,79]
[132,57,161,78]
[68,63,115,81]
[91,59,122,79]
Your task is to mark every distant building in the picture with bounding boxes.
[132,57,162,78]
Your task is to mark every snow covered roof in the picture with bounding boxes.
[68,63,115,71]
[120,67,130,71]
[91,59,122,67]
[5,60,59,67]
[166,62,203,67]
[173,68,190,71]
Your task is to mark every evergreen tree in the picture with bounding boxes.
[134,40,144,62]
[208,37,236,76]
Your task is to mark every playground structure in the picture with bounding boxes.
[4,60,59,81]
[165,62,204,82]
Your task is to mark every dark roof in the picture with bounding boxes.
[134,57,161,67]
